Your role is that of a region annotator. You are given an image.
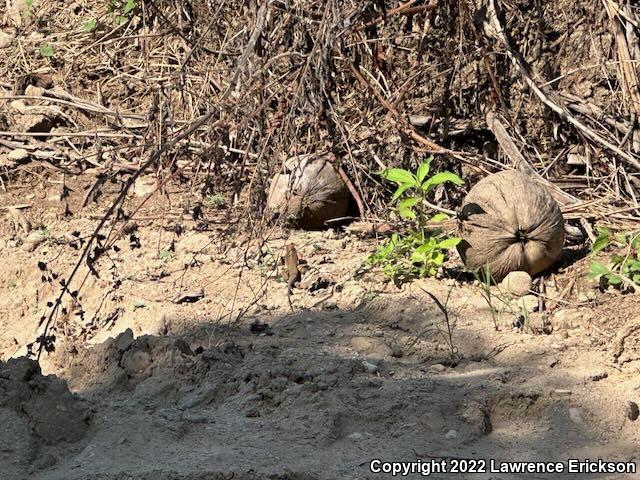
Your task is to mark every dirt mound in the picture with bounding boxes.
[0,357,92,444]
[0,357,92,479]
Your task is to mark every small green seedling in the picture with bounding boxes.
[23,0,34,18]
[159,249,174,261]
[365,157,463,285]
[83,19,98,32]
[588,226,640,288]
[39,44,54,58]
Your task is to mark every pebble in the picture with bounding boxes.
[428,363,447,374]
[23,231,47,252]
[518,295,539,313]
[499,271,532,297]
[31,453,57,472]
[121,350,151,375]
[0,31,12,49]
[350,336,393,357]
[568,407,583,425]
[627,401,639,421]
[8,149,29,161]
[445,429,458,439]
[115,329,134,352]
[361,361,379,374]
[552,389,572,396]
[552,309,583,330]
[24,85,45,96]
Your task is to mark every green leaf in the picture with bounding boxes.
[591,235,611,254]
[123,0,137,14]
[379,168,417,187]
[398,197,420,209]
[391,184,412,202]
[422,171,464,191]
[606,274,623,285]
[83,19,97,32]
[588,261,609,279]
[430,213,450,222]
[611,254,625,265]
[416,157,433,183]
[39,44,54,58]
[397,206,416,220]
[432,252,445,266]
[631,233,640,250]
[437,237,462,249]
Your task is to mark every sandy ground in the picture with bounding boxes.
[1,177,640,480]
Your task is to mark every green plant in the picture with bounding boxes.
[205,194,225,207]
[365,157,463,284]
[110,0,137,25]
[588,226,640,288]
[159,249,174,261]
[83,19,98,32]
[39,44,54,58]
[23,0,34,18]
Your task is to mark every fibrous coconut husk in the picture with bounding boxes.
[266,154,350,230]
[457,170,565,282]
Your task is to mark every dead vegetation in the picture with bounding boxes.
[1,0,640,365]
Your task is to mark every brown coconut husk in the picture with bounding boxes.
[266,154,350,230]
[457,170,565,282]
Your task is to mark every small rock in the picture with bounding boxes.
[150,315,169,336]
[518,295,539,313]
[627,401,639,421]
[548,358,560,368]
[0,31,13,49]
[350,336,392,357]
[134,176,157,197]
[361,361,379,374]
[445,429,458,439]
[499,271,532,297]
[7,149,29,161]
[390,344,403,358]
[173,338,194,356]
[577,290,596,303]
[10,100,27,114]
[428,363,447,374]
[121,350,151,375]
[23,231,47,252]
[552,389,572,396]
[115,329,134,352]
[249,320,272,335]
[347,432,363,440]
[568,407,583,425]
[552,309,583,330]
[322,300,338,310]
[24,85,45,97]
[460,401,492,435]
[32,453,57,471]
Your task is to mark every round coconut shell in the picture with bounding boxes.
[457,170,564,282]
[266,154,350,230]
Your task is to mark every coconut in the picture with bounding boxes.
[266,154,350,230]
[457,170,564,282]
